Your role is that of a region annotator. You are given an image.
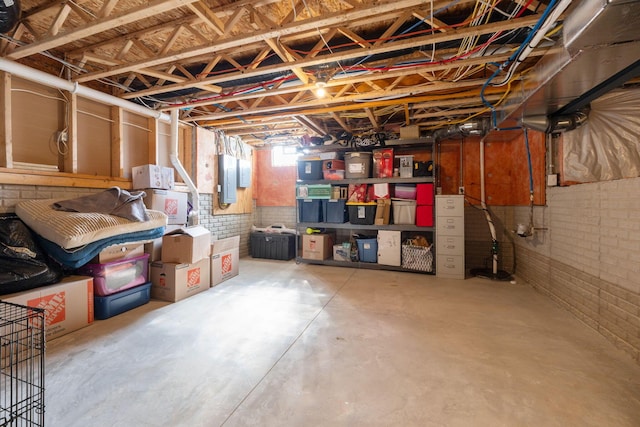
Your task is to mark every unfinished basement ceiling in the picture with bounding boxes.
[2,0,637,145]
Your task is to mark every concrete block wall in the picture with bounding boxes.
[491,177,640,364]
[0,184,99,212]
[255,206,297,229]
[0,184,255,258]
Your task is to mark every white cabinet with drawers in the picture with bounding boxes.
[436,195,465,279]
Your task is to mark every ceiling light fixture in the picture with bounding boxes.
[315,80,327,98]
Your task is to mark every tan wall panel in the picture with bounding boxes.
[76,97,111,176]
[11,78,63,166]
[122,111,150,178]
[157,121,171,168]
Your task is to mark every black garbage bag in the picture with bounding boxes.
[0,214,62,295]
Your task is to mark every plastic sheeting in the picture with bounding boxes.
[0,215,62,295]
[563,88,640,183]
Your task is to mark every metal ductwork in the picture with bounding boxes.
[499,0,640,131]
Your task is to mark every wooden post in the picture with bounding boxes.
[0,72,12,168]
[111,106,124,177]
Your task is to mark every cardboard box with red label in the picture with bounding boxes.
[142,189,188,225]
[301,234,334,260]
[211,235,240,286]
[1,276,94,341]
[150,258,210,302]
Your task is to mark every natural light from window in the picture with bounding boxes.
[271,145,299,167]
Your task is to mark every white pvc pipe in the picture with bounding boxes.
[170,109,200,225]
[0,58,200,224]
[479,136,498,275]
[0,58,171,122]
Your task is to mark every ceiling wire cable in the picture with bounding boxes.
[490,0,572,87]
[480,0,564,127]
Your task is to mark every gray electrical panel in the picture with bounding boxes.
[218,154,237,203]
[237,158,251,188]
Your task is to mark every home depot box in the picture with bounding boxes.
[150,258,210,302]
[132,165,175,190]
[302,234,333,260]
[1,276,94,341]
[91,242,145,264]
[211,235,240,286]
[143,189,188,225]
[161,226,211,264]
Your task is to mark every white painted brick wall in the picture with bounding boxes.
[499,176,640,294]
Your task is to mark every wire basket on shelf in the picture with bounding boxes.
[1,301,46,427]
[401,242,433,272]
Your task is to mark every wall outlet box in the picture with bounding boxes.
[458,186,465,195]
[547,174,558,187]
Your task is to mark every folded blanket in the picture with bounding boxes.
[53,187,149,222]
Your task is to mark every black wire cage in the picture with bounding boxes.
[1,301,45,427]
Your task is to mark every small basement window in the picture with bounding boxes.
[271,145,299,167]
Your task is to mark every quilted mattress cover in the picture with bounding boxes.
[15,198,168,249]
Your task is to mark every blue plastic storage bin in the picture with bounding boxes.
[325,199,348,223]
[94,282,152,320]
[356,238,378,263]
[298,199,325,222]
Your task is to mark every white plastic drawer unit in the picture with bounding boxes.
[435,196,464,216]
[436,216,464,236]
[436,235,464,255]
[436,255,465,277]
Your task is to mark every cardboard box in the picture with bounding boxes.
[91,242,145,264]
[143,189,188,225]
[400,125,420,139]
[145,224,183,262]
[211,235,240,286]
[1,276,94,341]
[150,258,210,302]
[302,234,333,260]
[162,226,211,264]
[377,230,401,266]
[132,165,175,190]
[375,199,391,225]
[161,167,175,190]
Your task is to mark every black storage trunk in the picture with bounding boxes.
[250,232,296,260]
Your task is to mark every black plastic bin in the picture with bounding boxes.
[250,232,296,260]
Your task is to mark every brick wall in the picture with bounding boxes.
[255,206,297,229]
[196,193,256,258]
[0,184,255,258]
[489,177,640,364]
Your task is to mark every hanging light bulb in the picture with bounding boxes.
[315,80,327,98]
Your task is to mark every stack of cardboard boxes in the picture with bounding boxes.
[149,228,241,302]
[1,164,241,344]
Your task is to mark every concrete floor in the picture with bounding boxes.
[45,259,640,426]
